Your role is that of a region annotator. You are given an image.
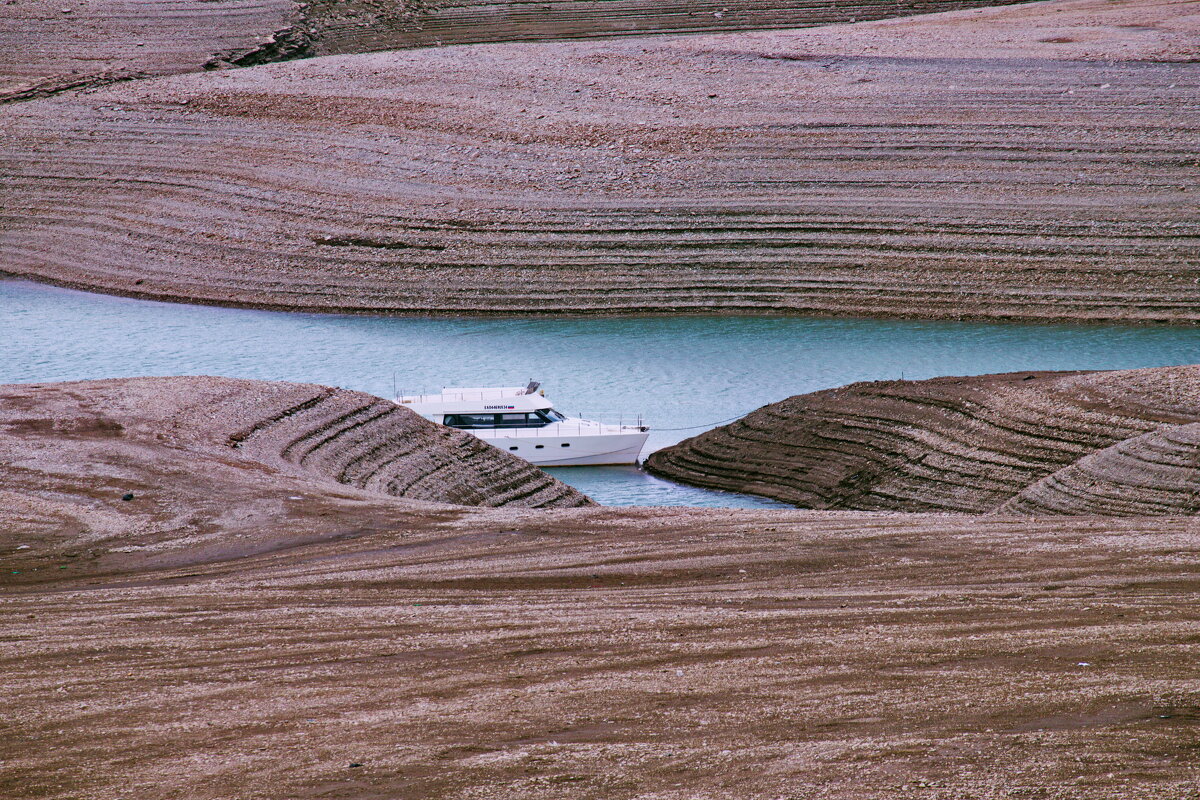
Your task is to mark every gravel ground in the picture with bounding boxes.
[647,365,1200,513]
[3,0,1198,322]
[3,375,1200,798]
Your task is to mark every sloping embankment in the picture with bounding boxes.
[645,365,1200,514]
[0,0,299,101]
[1000,422,1200,516]
[3,378,1200,794]
[300,0,1024,56]
[2,0,1198,322]
[5,500,1200,797]
[0,377,590,569]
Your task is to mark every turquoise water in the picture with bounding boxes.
[4,279,1200,506]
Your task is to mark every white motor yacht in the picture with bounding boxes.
[396,381,649,466]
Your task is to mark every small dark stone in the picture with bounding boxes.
[349,762,363,768]
[121,493,135,501]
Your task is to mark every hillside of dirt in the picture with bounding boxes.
[1001,421,1200,515]
[3,0,1198,322]
[3,375,1200,797]
[0,377,589,581]
[1,0,1021,102]
[646,365,1200,513]
[7,508,1200,800]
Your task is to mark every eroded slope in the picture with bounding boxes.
[646,365,1200,513]
[0,0,300,101]
[0,377,589,579]
[2,0,1022,101]
[1001,422,1200,516]
[3,0,1198,322]
[4,500,1200,797]
[4,374,1200,797]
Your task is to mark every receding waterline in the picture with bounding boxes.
[5,279,1200,507]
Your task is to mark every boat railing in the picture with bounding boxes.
[572,412,646,429]
[396,388,526,404]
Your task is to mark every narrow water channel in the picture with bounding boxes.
[4,280,1199,506]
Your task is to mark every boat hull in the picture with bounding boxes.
[471,430,649,466]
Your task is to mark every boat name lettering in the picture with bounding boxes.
[484,405,515,409]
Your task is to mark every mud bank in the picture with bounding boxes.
[647,365,1200,513]
[0,377,588,574]
[3,0,1198,322]
[4,375,1200,797]
[4,495,1200,797]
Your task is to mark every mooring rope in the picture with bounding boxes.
[652,412,753,432]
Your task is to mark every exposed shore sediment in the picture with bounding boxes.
[646,365,1200,513]
[4,376,1200,798]
[3,0,1198,322]
[2,0,1021,101]
[0,377,589,565]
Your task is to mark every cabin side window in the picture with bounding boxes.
[443,412,557,429]
[443,413,495,429]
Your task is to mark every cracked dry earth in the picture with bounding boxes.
[3,377,1200,799]
[3,0,1198,322]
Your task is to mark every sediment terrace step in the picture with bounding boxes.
[304,0,1024,56]
[645,366,1200,514]
[1000,423,1200,516]
[1,377,592,511]
[0,0,297,100]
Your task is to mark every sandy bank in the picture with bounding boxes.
[647,364,1200,513]
[2,0,1022,101]
[5,498,1200,796]
[0,376,589,581]
[4,374,1200,797]
[3,0,1198,322]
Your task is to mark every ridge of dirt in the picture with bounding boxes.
[647,365,1200,513]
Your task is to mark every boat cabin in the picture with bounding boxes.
[396,383,564,429]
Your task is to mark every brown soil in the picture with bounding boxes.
[0,378,590,541]
[5,377,1200,798]
[3,0,1198,322]
[646,365,1200,513]
[1,0,1022,101]
[6,480,1200,798]
[0,0,298,100]
[1001,421,1200,515]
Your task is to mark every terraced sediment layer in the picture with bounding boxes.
[1001,422,1200,516]
[3,0,1198,321]
[646,365,1200,513]
[0,377,591,550]
[4,482,1200,796]
[2,0,1019,101]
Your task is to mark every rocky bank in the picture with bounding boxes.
[3,0,1198,321]
[647,364,1200,514]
